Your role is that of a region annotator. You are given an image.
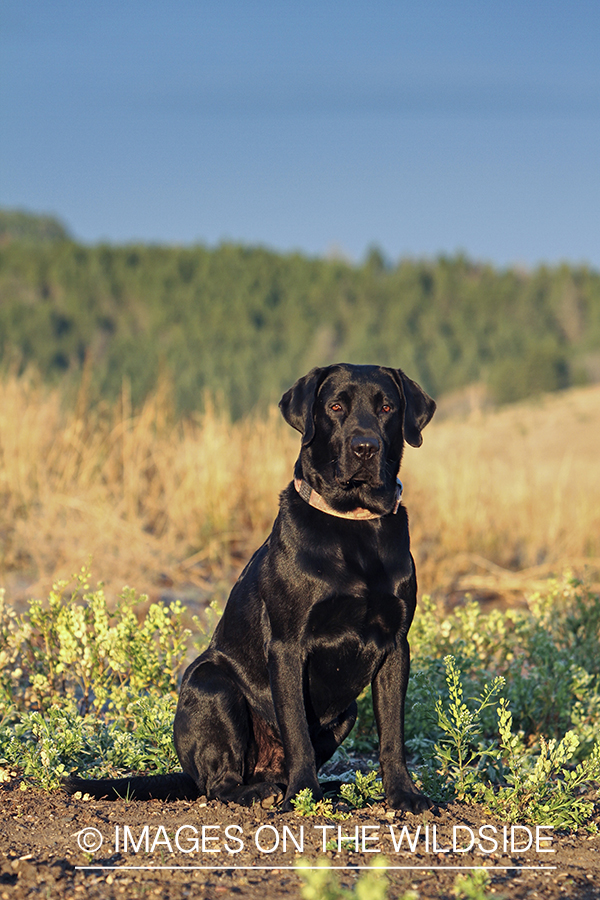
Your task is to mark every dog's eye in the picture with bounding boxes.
[330,403,343,413]
[381,404,392,414]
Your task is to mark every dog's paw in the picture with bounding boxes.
[386,789,434,813]
[226,782,285,808]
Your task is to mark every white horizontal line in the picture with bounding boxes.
[76,865,557,872]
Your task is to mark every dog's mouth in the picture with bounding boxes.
[337,476,381,490]
[300,456,398,516]
[334,465,385,491]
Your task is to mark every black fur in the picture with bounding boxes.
[64,363,435,811]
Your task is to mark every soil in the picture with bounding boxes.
[1,771,599,900]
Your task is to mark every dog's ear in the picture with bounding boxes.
[279,367,327,446]
[390,369,436,448]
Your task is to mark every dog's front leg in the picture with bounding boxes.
[372,636,432,812]
[267,641,322,810]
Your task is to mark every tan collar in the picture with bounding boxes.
[293,477,403,520]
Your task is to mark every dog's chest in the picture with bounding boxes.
[306,585,404,649]
[299,522,410,642]
[305,591,402,718]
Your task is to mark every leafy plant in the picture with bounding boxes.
[0,570,187,785]
[474,699,600,830]
[452,870,493,900]
[433,655,505,797]
[298,859,402,900]
[192,598,224,655]
[426,657,600,830]
[2,571,600,835]
[291,788,350,821]
[339,770,384,808]
[0,568,189,716]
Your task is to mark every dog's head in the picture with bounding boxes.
[279,364,436,516]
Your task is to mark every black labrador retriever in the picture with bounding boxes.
[65,363,435,811]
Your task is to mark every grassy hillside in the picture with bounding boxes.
[0,208,70,245]
[1,215,599,416]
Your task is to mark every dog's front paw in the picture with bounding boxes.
[222,782,285,808]
[386,788,434,813]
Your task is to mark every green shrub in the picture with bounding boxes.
[298,859,395,900]
[1,571,599,831]
[0,569,188,785]
[452,870,492,900]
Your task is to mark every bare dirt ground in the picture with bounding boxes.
[2,773,599,900]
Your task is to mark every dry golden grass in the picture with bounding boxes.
[0,373,297,605]
[1,372,599,605]
[403,383,600,600]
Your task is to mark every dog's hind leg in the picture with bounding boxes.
[174,657,285,806]
[174,658,249,800]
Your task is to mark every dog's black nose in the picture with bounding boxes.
[350,435,380,460]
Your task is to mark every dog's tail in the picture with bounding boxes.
[62,771,199,802]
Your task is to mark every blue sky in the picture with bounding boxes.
[1,0,599,266]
